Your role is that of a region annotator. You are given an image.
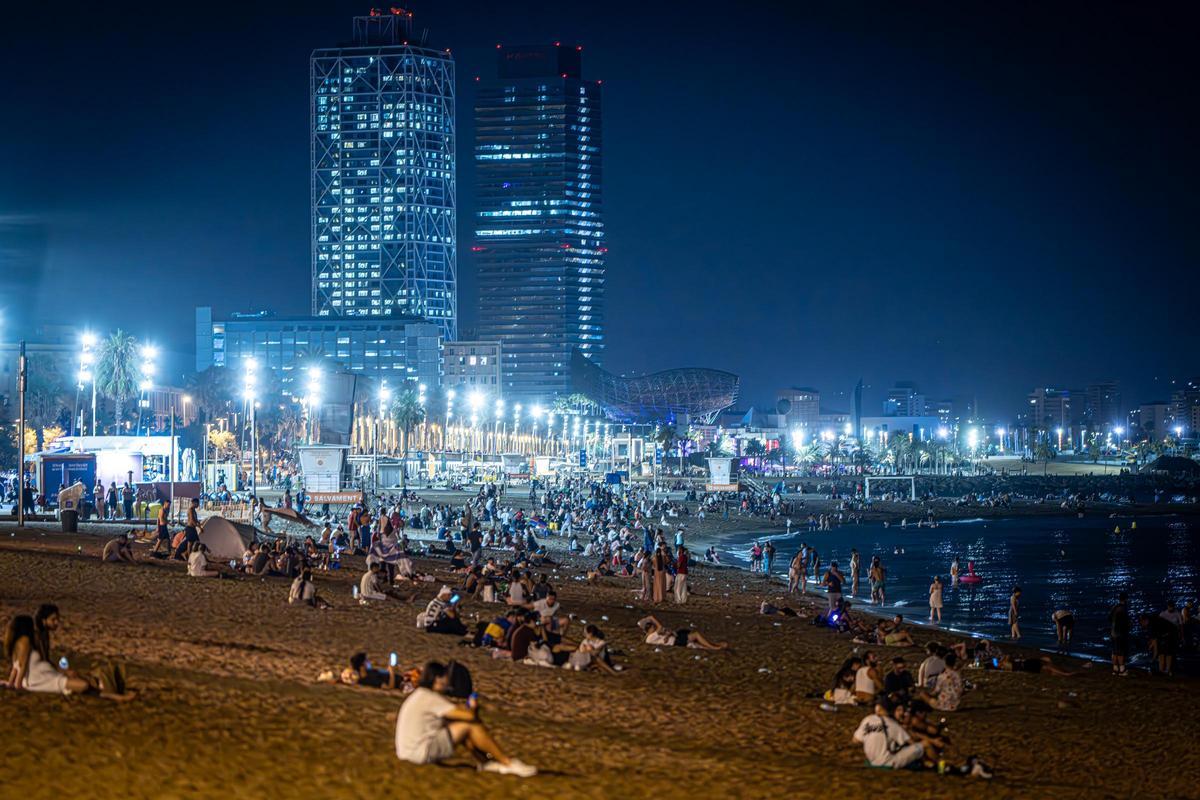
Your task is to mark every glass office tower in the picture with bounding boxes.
[474,44,604,403]
[311,10,457,340]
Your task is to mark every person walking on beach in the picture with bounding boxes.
[822,562,844,611]
[950,557,960,587]
[869,557,886,606]
[849,548,861,596]
[788,550,805,594]
[1053,608,1074,653]
[929,576,944,623]
[674,546,689,604]
[652,545,668,604]
[764,540,776,578]
[810,547,821,582]
[1008,587,1022,640]
[1109,592,1130,677]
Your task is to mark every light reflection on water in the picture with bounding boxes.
[728,515,1199,656]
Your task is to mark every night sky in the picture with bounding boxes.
[2,1,1197,416]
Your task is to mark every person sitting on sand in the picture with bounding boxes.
[877,621,915,647]
[101,533,137,563]
[2,605,136,701]
[636,615,729,651]
[289,569,330,608]
[917,642,946,690]
[187,543,220,578]
[360,562,390,602]
[852,696,924,769]
[883,656,915,705]
[854,651,884,703]
[567,625,619,675]
[418,587,468,635]
[920,652,963,711]
[394,661,536,776]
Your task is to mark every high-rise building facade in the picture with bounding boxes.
[311,10,456,339]
[474,44,604,402]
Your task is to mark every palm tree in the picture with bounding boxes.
[389,388,426,489]
[95,330,142,433]
[25,358,72,451]
[186,366,234,427]
[744,439,767,471]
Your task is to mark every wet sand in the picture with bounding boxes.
[1,523,1198,800]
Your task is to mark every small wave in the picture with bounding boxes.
[938,517,987,525]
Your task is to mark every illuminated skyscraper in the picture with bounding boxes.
[474,44,604,402]
[311,10,456,339]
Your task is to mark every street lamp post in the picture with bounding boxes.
[137,344,158,437]
[376,381,391,491]
[243,358,258,499]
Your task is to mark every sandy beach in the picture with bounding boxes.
[1,516,1198,800]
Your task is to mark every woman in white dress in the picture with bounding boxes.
[929,576,944,623]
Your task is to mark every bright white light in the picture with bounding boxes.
[1055,427,1064,436]
[418,383,426,393]
[81,332,98,347]
[967,429,979,448]
[1114,426,1125,436]
[1174,425,1184,437]
[844,422,853,436]
[937,426,949,440]
[244,357,258,372]
[995,427,1006,437]
[447,389,456,401]
[140,380,153,392]
[821,429,833,442]
[243,389,255,402]
[141,362,157,377]
[379,387,391,404]
[469,391,484,411]
[141,345,158,360]
[80,351,94,366]
[182,395,192,404]
[494,399,505,417]
[531,404,544,419]
[78,370,91,383]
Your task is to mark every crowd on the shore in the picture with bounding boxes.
[4,470,1199,785]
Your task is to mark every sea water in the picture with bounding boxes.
[724,515,1198,658]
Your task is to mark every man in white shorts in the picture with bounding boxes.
[395,661,536,777]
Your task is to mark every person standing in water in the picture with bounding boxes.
[810,547,821,582]
[869,557,886,606]
[1053,608,1074,653]
[1008,587,1022,640]
[764,540,776,578]
[788,549,805,594]
[849,548,861,596]
[928,576,944,623]
[949,557,960,587]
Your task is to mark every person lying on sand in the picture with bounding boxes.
[760,600,800,617]
[394,661,537,777]
[317,652,415,690]
[2,605,137,701]
[986,654,1078,677]
[101,533,137,563]
[636,615,729,651]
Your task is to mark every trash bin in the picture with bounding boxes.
[61,509,79,533]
